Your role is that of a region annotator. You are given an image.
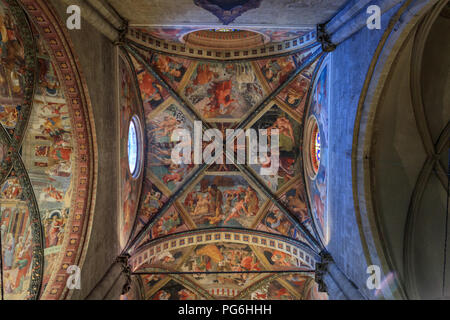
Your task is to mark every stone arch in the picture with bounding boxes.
[352,0,447,299]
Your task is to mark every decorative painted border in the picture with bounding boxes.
[19,0,96,300]
[208,286,239,298]
[130,229,318,272]
[127,28,317,61]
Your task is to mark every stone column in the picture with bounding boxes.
[318,0,405,51]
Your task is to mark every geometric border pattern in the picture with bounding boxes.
[130,229,319,273]
[127,28,317,61]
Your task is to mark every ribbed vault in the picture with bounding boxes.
[117,25,330,300]
[352,0,450,300]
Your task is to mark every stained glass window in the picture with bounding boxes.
[128,119,138,176]
[311,122,320,174]
[315,129,321,163]
[211,28,239,32]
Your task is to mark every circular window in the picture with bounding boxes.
[311,123,321,173]
[211,28,239,32]
[127,116,141,177]
[305,116,321,179]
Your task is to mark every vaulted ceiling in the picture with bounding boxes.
[0,0,95,300]
[0,0,332,301]
[6,0,436,301]
[369,5,450,299]
[117,26,330,299]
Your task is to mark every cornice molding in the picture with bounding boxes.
[130,228,319,274]
[127,28,317,61]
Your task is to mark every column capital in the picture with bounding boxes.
[315,250,334,292]
[317,24,337,52]
[116,254,132,295]
[114,21,129,46]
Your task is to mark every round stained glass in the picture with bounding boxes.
[212,28,239,32]
[315,129,321,163]
[127,119,138,176]
[310,121,320,174]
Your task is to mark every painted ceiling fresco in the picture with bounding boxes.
[119,20,330,299]
[0,0,95,300]
[0,0,329,300]
[181,61,266,123]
